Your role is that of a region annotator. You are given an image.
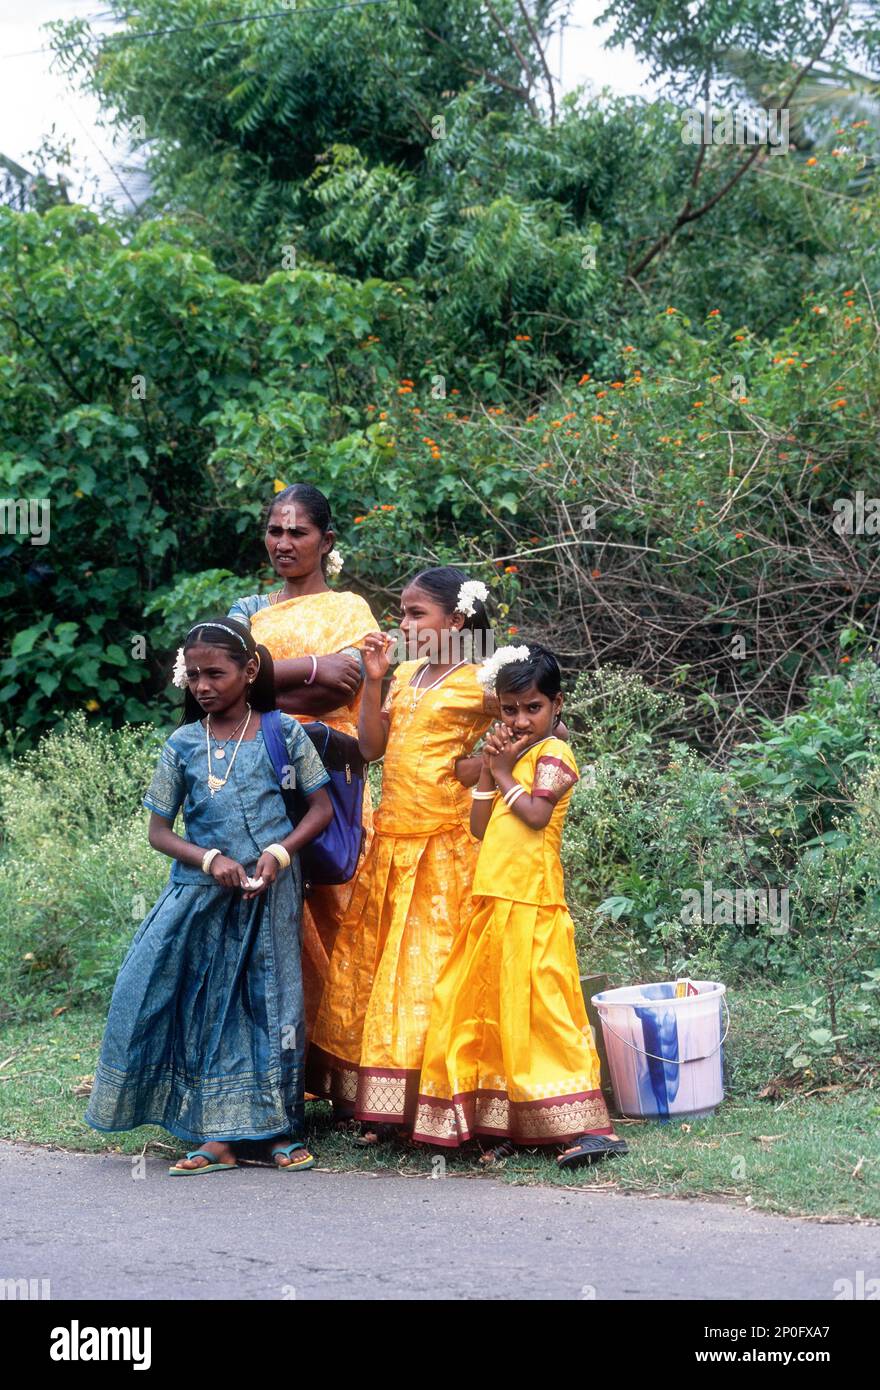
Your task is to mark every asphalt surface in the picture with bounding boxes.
[1,1140,877,1300]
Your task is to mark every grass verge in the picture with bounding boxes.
[1,1002,877,1221]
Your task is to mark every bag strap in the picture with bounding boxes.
[261,708,289,788]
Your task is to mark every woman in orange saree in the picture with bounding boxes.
[228,484,377,1035]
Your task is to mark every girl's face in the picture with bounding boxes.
[184,643,255,716]
[265,501,332,581]
[399,584,464,658]
[497,681,562,741]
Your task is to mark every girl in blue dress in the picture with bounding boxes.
[85,618,333,1175]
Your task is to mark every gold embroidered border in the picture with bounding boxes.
[355,1068,419,1125]
[413,1089,611,1146]
[305,1044,359,1113]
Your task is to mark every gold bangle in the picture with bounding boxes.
[201,848,221,875]
[264,842,291,870]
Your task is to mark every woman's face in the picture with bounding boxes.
[265,501,332,580]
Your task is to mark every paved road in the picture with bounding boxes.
[1,1141,876,1300]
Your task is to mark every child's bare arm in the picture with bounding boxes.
[148,812,249,888]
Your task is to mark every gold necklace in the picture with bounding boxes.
[206,706,252,794]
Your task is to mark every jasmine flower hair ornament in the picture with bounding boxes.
[455,579,488,617]
[326,548,344,578]
[476,644,531,695]
[172,647,188,689]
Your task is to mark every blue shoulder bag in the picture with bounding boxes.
[261,709,366,888]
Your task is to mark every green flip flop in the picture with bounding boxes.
[270,1141,315,1171]
[168,1147,238,1176]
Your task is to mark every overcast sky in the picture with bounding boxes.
[0,0,659,205]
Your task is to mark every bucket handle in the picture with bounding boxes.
[598,994,730,1066]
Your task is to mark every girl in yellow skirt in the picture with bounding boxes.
[306,567,497,1138]
[413,643,628,1169]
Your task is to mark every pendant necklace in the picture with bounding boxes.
[206,706,252,794]
[210,708,250,761]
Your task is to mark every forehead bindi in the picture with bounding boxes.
[501,684,544,704]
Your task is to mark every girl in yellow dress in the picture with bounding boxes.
[413,644,628,1168]
[305,567,496,1137]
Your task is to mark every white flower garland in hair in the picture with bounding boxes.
[326,548,344,578]
[476,643,531,694]
[172,647,188,689]
[455,578,488,616]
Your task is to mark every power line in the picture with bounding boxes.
[1,0,392,59]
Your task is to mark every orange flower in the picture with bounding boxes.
[708,309,720,317]
[354,515,366,524]
[735,532,744,539]
[596,390,607,399]
[692,401,704,408]
[379,411,388,420]
[507,625,519,634]
[610,382,625,390]
[591,569,601,579]
[734,334,745,341]
[380,504,395,511]
[504,565,519,574]
[550,420,562,428]
[830,398,847,409]
[622,345,635,353]
[696,499,706,508]
[592,414,606,423]
[577,373,591,385]
[738,397,749,404]
[450,388,460,394]
[665,307,677,315]
[806,157,818,166]
[841,655,851,664]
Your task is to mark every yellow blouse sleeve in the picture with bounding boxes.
[532,738,580,801]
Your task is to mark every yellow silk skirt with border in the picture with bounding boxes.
[412,895,612,1146]
[306,824,479,1122]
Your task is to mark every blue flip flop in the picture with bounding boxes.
[270,1141,315,1172]
[168,1148,238,1176]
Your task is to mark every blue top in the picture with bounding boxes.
[143,714,330,884]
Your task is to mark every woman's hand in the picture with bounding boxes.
[362,631,394,682]
[209,855,250,890]
[242,852,281,899]
[315,651,361,697]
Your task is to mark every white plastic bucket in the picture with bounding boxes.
[592,980,728,1119]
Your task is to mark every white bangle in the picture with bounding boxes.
[470,788,498,800]
[303,654,318,686]
[201,848,221,875]
[264,842,291,869]
[503,784,526,808]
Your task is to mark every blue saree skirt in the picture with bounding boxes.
[85,877,305,1144]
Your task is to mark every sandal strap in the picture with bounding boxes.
[270,1141,305,1156]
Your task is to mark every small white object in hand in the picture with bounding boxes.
[476,644,531,694]
[171,647,188,689]
[455,579,488,617]
[243,876,264,890]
